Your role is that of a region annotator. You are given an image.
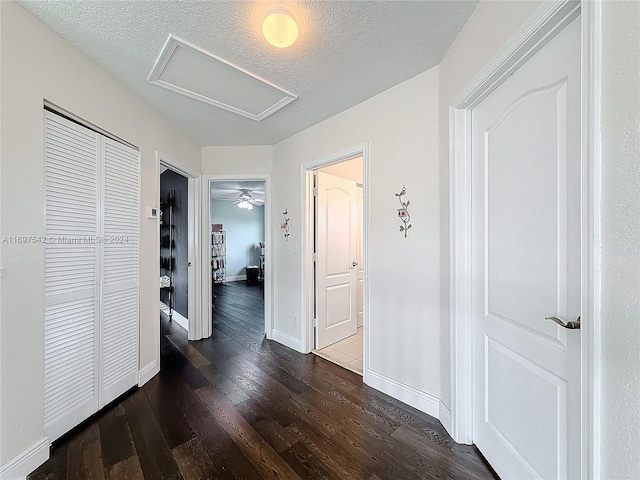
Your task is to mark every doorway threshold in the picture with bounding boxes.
[312,327,363,376]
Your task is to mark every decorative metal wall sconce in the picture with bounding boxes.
[395,186,412,237]
[281,208,290,241]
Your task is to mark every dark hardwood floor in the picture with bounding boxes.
[29,281,497,479]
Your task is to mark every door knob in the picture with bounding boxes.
[545,315,581,329]
[351,261,359,269]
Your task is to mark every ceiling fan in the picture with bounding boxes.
[233,189,261,210]
[210,183,265,208]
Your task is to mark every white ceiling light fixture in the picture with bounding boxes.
[238,199,254,210]
[262,7,298,48]
[236,189,258,210]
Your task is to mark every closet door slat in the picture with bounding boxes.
[44,112,99,441]
[100,137,140,407]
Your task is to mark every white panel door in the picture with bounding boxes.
[100,137,140,407]
[44,112,100,441]
[472,18,581,480]
[316,172,358,349]
[356,185,364,328]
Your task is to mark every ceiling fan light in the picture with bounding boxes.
[237,199,254,210]
[262,8,298,48]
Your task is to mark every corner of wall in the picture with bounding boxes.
[365,369,441,419]
[270,330,304,353]
[138,360,160,387]
[438,400,453,437]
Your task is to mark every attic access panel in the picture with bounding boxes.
[148,35,297,121]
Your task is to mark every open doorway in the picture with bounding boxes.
[156,153,201,346]
[159,167,190,331]
[209,180,268,337]
[308,155,364,375]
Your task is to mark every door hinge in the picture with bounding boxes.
[313,187,318,196]
[313,318,318,327]
[313,252,317,262]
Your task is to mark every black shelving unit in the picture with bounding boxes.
[160,190,175,321]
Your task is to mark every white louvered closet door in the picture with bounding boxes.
[44,112,100,441]
[45,111,140,442]
[100,137,139,407]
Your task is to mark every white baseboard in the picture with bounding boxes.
[364,370,440,419]
[171,310,188,332]
[160,307,188,333]
[138,359,160,387]
[439,400,453,437]
[0,437,49,480]
[226,275,247,282]
[270,329,304,353]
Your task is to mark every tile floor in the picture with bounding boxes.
[313,327,363,375]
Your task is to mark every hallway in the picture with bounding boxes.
[29,282,497,479]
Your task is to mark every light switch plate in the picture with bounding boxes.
[146,207,158,219]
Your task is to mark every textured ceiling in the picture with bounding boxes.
[19,0,478,146]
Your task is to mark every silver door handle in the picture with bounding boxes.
[545,316,581,329]
[351,261,359,269]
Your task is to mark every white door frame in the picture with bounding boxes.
[448,1,602,477]
[157,152,202,341]
[301,143,369,377]
[202,174,273,340]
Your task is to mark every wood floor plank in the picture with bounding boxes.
[329,428,420,480]
[167,332,211,369]
[172,438,218,480]
[104,456,144,480]
[391,424,491,478]
[228,355,343,437]
[278,442,333,480]
[199,363,251,405]
[143,375,196,449]
[235,399,299,453]
[285,423,373,480]
[165,372,261,480]
[65,423,105,480]
[195,385,302,480]
[223,369,308,431]
[97,403,136,469]
[123,389,183,480]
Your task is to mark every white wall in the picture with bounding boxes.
[201,145,273,175]
[437,0,543,409]
[599,1,640,478]
[0,1,201,467]
[210,200,265,279]
[272,67,441,400]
